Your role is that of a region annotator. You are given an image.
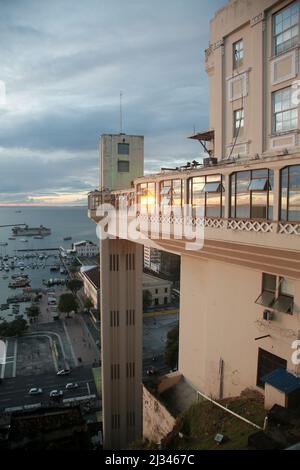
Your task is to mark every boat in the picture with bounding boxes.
[34,235,44,239]
[0,242,8,246]
[50,265,59,272]
[63,236,72,241]
[9,278,31,289]
[8,237,16,240]
[20,239,28,243]
[12,225,51,237]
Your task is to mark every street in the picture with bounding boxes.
[0,367,99,411]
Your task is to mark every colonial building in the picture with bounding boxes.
[72,240,98,258]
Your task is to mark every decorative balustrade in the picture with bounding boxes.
[88,191,300,238]
[227,218,274,233]
[278,222,300,236]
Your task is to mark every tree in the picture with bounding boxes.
[67,278,83,295]
[143,289,152,311]
[165,324,179,369]
[84,297,94,311]
[0,319,28,337]
[58,293,78,318]
[26,304,40,322]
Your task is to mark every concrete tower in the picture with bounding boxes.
[99,133,144,449]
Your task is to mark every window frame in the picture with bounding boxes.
[189,174,224,218]
[280,164,300,222]
[233,38,244,69]
[272,1,299,56]
[230,169,274,220]
[272,86,298,134]
[233,108,244,138]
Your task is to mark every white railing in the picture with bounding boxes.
[227,219,274,233]
[278,222,300,236]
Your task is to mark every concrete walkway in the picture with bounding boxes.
[63,314,100,367]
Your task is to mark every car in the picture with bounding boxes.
[56,369,70,376]
[65,382,79,390]
[29,387,43,395]
[49,390,63,398]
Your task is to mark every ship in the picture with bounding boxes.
[12,224,51,237]
[63,236,72,241]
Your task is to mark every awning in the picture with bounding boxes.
[202,182,224,193]
[188,130,214,141]
[273,294,294,314]
[255,290,275,307]
[262,368,300,394]
[248,178,270,191]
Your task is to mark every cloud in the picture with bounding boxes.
[0,0,226,204]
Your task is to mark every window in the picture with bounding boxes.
[164,297,168,305]
[189,174,224,218]
[255,273,294,313]
[255,273,276,307]
[272,87,298,133]
[160,179,183,207]
[273,277,294,313]
[233,39,244,69]
[137,182,155,210]
[230,169,274,220]
[118,142,129,155]
[280,165,300,221]
[273,2,299,55]
[233,108,244,137]
[165,287,168,293]
[118,160,129,172]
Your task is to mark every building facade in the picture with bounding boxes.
[143,246,161,272]
[88,0,300,447]
[142,273,172,307]
[72,240,99,258]
[80,266,100,309]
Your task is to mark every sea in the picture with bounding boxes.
[0,206,98,321]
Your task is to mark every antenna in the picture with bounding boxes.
[120,90,123,133]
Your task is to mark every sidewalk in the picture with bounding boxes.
[63,314,100,367]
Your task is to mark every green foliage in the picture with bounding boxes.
[58,293,78,317]
[0,318,28,337]
[143,289,152,311]
[84,297,94,310]
[67,278,83,294]
[26,304,40,318]
[165,324,179,369]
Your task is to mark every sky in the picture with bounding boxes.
[0,0,225,205]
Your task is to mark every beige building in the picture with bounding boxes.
[142,273,172,307]
[88,0,300,448]
[80,266,100,309]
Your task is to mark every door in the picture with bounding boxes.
[257,348,287,388]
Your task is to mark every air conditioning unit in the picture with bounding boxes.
[203,157,218,167]
[263,309,274,321]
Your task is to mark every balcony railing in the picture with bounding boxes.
[88,190,300,237]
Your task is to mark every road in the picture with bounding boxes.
[0,367,99,411]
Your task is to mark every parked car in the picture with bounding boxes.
[29,387,43,395]
[57,369,70,376]
[65,383,79,390]
[49,390,63,398]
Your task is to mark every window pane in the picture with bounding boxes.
[236,193,250,218]
[251,192,268,219]
[118,160,129,172]
[263,273,276,292]
[173,180,182,206]
[249,178,268,191]
[206,193,221,217]
[118,143,129,155]
[203,182,223,192]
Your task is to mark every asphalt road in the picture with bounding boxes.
[0,367,99,411]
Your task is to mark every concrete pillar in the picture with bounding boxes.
[273,168,280,223]
[100,238,143,449]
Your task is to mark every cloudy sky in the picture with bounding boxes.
[0,0,225,205]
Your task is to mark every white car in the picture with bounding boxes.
[49,390,63,398]
[29,387,43,395]
[56,369,70,376]
[65,383,79,390]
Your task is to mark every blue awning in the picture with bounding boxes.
[262,368,300,394]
